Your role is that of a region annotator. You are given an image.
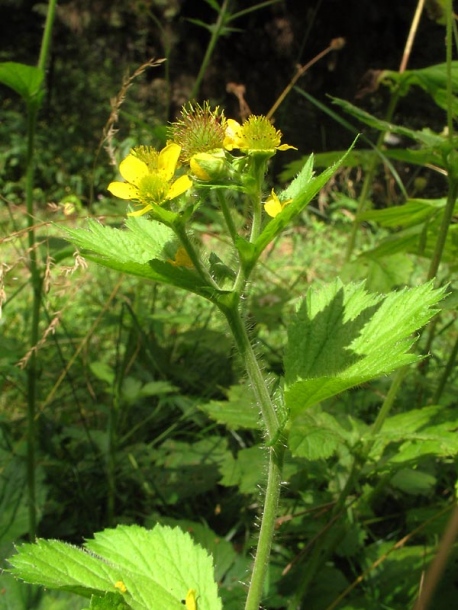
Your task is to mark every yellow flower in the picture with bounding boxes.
[223,116,296,155]
[107,143,192,217]
[264,189,292,218]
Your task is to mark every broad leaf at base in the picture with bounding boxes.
[9,524,222,610]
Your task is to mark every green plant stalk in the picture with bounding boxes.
[189,0,230,100]
[37,0,57,72]
[25,105,40,542]
[219,300,283,610]
[173,223,220,289]
[25,0,58,542]
[426,178,458,281]
[106,398,116,527]
[427,0,457,282]
[218,189,239,244]
[245,443,285,610]
[433,333,458,403]
[371,366,407,435]
[249,157,268,243]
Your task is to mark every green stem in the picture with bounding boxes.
[433,333,458,403]
[25,0,58,542]
[222,304,279,440]
[106,393,117,527]
[371,366,407,435]
[249,157,268,243]
[245,443,285,610]
[174,223,221,289]
[217,300,283,610]
[427,179,458,281]
[189,0,230,100]
[217,190,238,244]
[426,1,457,281]
[25,102,40,542]
[37,0,57,71]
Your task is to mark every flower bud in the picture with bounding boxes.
[190,151,229,182]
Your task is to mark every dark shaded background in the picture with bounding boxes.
[0,0,450,187]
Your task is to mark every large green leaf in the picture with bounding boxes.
[284,280,445,415]
[62,218,214,298]
[62,217,176,265]
[9,524,221,610]
[0,62,44,107]
[380,62,458,115]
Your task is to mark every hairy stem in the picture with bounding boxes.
[218,300,283,610]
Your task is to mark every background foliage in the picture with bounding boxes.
[1,1,458,609]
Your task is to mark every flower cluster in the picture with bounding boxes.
[107,103,296,222]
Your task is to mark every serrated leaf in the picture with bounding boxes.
[62,218,176,265]
[284,280,445,415]
[0,62,44,106]
[199,384,261,430]
[280,154,314,200]
[62,215,215,297]
[288,410,363,460]
[152,519,237,584]
[75,251,213,299]
[253,142,356,261]
[219,446,267,493]
[9,524,222,610]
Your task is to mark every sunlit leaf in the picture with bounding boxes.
[284,280,445,415]
[9,524,222,610]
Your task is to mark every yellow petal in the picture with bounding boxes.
[107,181,138,200]
[277,143,298,151]
[119,155,149,185]
[167,174,192,200]
[264,190,282,218]
[185,589,197,610]
[223,118,242,150]
[127,204,154,217]
[158,143,181,180]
